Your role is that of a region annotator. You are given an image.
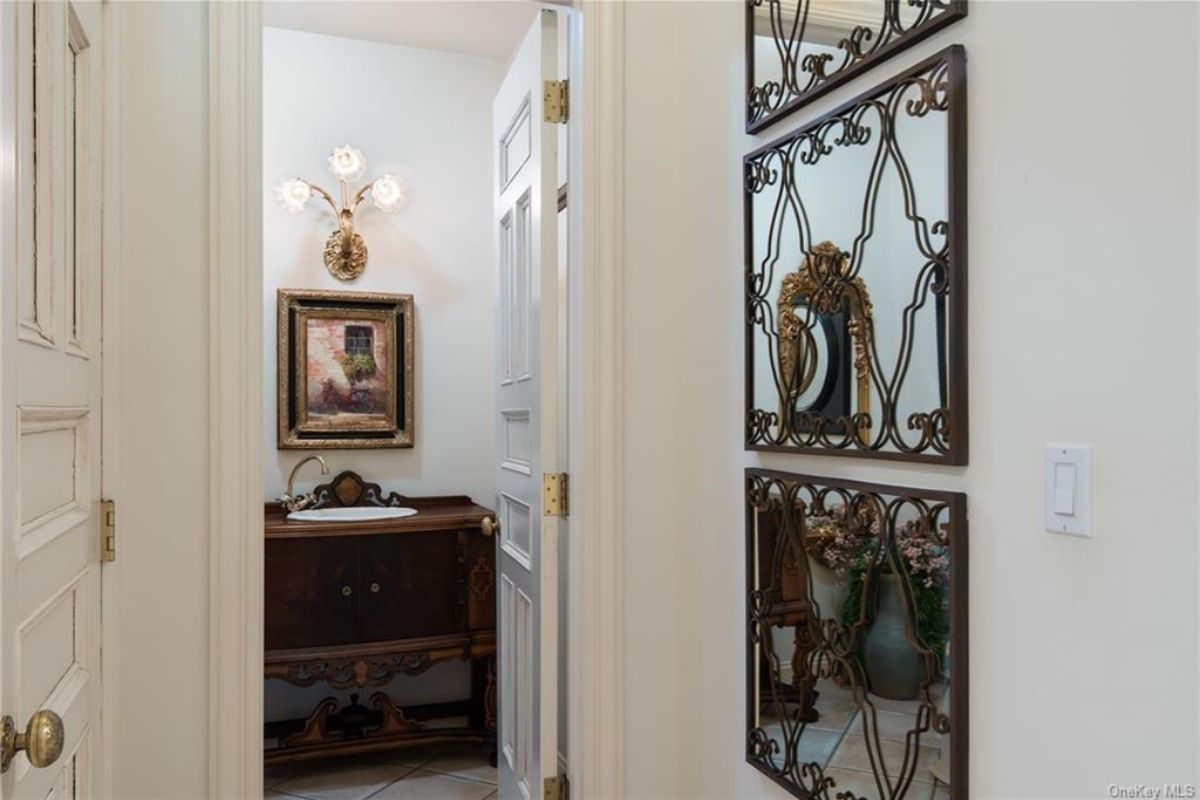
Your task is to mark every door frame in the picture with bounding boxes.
[206,2,626,798]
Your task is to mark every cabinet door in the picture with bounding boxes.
[360,532,459,642]
[265,536,359,650]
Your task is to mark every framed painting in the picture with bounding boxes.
[277,289,415,449]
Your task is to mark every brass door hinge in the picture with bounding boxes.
[99,499,116,562]
[544,774,569,800]
[543,473,569,517]
[543,80,568,123]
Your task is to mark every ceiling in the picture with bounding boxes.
[263,1,540,61]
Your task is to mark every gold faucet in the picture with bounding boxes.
[280,455,330,513]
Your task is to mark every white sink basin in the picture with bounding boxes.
[287,506,418,522]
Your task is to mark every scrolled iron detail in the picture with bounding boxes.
[746,0,965,130]
[745,50,964,463]
[744,469,965,799]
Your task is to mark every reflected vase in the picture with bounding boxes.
[862,571,924,700]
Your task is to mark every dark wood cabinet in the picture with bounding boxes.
[264,471,496,765]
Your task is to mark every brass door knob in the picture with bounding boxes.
[481,516,500,537]
[1,710,64,772]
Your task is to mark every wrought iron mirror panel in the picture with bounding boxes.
[746,0,966,132]
[745,469,967,799]
[745,47,966,464]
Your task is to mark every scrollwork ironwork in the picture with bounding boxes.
[745,49,966,464]
[744,469,966,799]
[746,0,966,131]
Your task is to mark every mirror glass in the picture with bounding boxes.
[747,0,966,131]
[746,469,965,799]
[746,48,964,463]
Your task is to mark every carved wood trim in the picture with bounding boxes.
[280,698,338,749]
[470,555,495,601]
[308,470,414,509]
[370,692,425,735]
[266,653,435,690]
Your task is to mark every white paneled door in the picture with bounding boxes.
[0,1,105,798]
[493,10,562,800]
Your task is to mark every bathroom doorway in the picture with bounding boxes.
[257,4,570,798]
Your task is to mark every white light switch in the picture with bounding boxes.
[1044,444,1092,536]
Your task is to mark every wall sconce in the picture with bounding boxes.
[276,145,409,281]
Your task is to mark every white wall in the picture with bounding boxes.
[263,26,500,505]
[261,27,502,723]
[621,2,1198,798]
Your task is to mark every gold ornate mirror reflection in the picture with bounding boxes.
[745,469,967,799]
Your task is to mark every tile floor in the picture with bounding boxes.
[758,678,952,799]
[265,744,497,800]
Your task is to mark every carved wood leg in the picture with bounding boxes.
[792,624,819,723]
[476,654,498,767]
[368,692,424,735]
[280,698,339,749]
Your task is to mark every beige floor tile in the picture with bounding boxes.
[807,701,860,733]
[273,758,414,800]
[365,747,438,769]
[761,724,844,770]
[822,766,940,800]
[821,767,888,800]
[265,764,302,789]
[419,747,498,784]
[847,708,931,744]
[266,792,309,800]
[827,733,935,786]
[371,769,496,800]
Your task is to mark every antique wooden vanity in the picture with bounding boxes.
[263,471,496,765]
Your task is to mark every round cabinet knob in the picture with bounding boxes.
[369,582,381,594]
[341,585,353,597]
[481,517,500,537]
[1,709,65,772]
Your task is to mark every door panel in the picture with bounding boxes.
[1,2,105,797]
[493,10,561,799]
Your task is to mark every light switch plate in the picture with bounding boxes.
[1044,443,1092,536]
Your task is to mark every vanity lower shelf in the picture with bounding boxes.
[263,471,497,765]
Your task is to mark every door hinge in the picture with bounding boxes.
[543,472,569,517]
[544,774,570,800]
[100,499,116,562]
[543,79,569,124]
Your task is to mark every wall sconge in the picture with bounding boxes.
[276,145,409,281]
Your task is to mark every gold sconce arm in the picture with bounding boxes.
[303,180,341,216]
[349,180,374,212]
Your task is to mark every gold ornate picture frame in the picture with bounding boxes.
[278,289,415,449]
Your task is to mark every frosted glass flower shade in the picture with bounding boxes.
[371,174,408,213]
[275,178,311,213]
[328,145,366,181]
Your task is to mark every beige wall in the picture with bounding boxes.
[110,3,211,798]
[621,1,1198,798]
[107,2,1199,798]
